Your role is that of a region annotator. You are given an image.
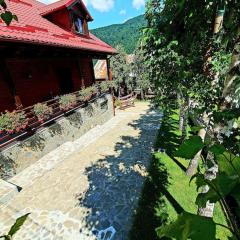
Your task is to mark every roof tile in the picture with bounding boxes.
[0,0,116,54]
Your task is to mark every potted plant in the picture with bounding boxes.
[59,94,77,111]
[79,85,97,102]
[33,103,52,123]
[0,110,28,134]
[100,81,115,93]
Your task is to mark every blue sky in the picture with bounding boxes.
[39,0,146,29]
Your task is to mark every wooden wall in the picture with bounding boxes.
[0,57,95,113]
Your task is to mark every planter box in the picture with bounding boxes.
[0,94,113,180]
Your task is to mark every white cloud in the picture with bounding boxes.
[89,0,114,12]
[39,0,114,12]
[132,0,145,10]
[119,9,126,15]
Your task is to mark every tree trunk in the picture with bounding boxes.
[198,153,218,217]
[118,87,121,98]
[187,9,225,177]
[186,113,209,176]
[179,97,189,140]
[221,27,240,109]
[141,88,144,100]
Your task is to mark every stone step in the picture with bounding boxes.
[0,180,20,207]
[0,206,95,240]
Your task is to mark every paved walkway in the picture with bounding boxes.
[0,102,162,240]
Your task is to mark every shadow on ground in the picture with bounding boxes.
[129,109,186,240]
[76,107,188,240]
[76,107,163,239]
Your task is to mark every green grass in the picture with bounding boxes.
[129,109,231,240]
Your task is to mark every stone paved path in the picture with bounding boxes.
[0,102,162,240]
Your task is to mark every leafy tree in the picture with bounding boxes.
[110,45,131,97]
[141,0,240,238]
[130,45,152,99]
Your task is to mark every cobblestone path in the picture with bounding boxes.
[0,102,162,240]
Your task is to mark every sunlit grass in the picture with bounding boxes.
[129,110,231,240]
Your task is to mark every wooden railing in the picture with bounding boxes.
[0,90,107,149]
[118,93,137,110]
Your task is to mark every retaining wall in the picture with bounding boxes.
[0,94,114,180]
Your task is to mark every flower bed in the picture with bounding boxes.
[33,103,53,123]
[0,111,28,135]
[0,82,113,136]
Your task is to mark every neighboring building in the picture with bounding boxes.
[94,60,108,81]
[94,54,135,81]
[0,0,116,112]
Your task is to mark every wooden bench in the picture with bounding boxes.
[118,93,137,110]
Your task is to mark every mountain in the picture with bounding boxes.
[91,15,146,54]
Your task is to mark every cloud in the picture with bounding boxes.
[119,9,126,15]
[88,0,114,12]
[132,0,145,9]
[38,0,114,12]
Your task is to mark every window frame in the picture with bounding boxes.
[72,13,87,35]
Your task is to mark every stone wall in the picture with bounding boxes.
[0,94,114,180]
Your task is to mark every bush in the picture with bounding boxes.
[33,103,52,122]
[100,81,115,92]
[0,111,27,134]
[114,98,122,108]
[79,86,97,101]
[59,94,77,110]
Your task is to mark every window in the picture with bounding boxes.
[74,16,84,34]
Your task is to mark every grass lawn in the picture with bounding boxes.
[129,109,231,240]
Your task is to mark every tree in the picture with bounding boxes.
[142,0,240,238]
[110,45,130,97]
[130,46,152,99]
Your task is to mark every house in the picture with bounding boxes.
[0,0,116,112]
[94,59,108,81]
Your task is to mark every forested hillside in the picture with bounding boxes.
[91,15,146,54]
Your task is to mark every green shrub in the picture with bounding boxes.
[79,86,97,101]
[114,98,122,108]
[0,111,27,134]
[33,103,52,122]
[59,94,77,110]
[100,81,115,92]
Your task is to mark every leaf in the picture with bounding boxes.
[190,125,204,133]
[1,11,13,26]
[175,136,205,159]
[12,15,18,21]
[157,211,217,240]
[209,144,226,155]
[196,173,237,208]
[216,152,240,177]
[8,213,30,237]
[0,0,7,9]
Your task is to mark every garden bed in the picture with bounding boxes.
[0,81,115,149]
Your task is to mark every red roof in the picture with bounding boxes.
[39,0,93,20]
[0,0,116,54]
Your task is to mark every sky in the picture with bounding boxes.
[38,0,146,29]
